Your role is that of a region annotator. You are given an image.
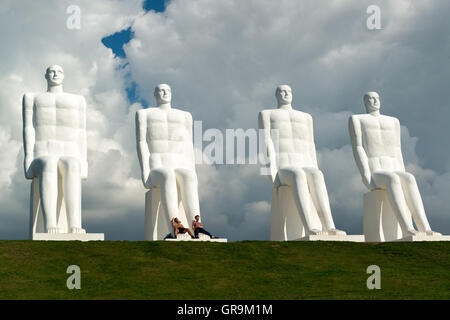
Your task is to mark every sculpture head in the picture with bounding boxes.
[275,85,292,106]
[363,91,380,113]
[154,84,172,105]
[45,65,64,86]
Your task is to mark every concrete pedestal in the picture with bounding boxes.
[144,186,191,241]
[396,234,450,242]
[30,178,103,241]
[363,189,410,242]
[32,233,104,241]
[296,234,365,242]
[165,233,227,242]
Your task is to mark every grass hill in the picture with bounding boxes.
[0,240,449,299]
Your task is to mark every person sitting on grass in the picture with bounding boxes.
[192,215,217,239]
[171,217,195,239]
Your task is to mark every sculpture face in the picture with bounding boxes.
[154,84,172,104]
[363,91,380,113]
[275,85,292,106]
[45,65,64,86]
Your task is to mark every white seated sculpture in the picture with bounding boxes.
[136,84,203,241]
[349,92,443,242]
[259,85,347,241]
[22,65,103,241]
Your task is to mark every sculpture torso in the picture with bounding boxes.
[29,92,84,159]
[353,113,403,173]
[139,107,194,170]
[262,108,317,170]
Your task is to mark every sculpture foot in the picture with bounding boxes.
[327,229,347,236]
[404,229,419,237]
[70,227,86,234]
[47,227,60,234]
[307,229,326,236]
[426,230,442,236]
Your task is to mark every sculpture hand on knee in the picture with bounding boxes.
[259,85,346,239]
[23,65,87,235]
[136,84,202,240]
[349,92,441,238]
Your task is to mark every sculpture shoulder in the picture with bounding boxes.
[349,114,365,123]
[22,92,36,106]
[23,92,36,100]
[292,109,312,121]
[171,107,192,117]
[259,109,275,116]
[380,114,400,124]
[60,92,86,103]
[176,109,193,121]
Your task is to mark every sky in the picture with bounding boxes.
[0,0,449,241]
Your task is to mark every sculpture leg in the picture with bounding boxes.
[59,157,84,234]
[175,168,201,222]
[150,168,179,220]
[396,172,440,235]
[372,172,417,236]
[34,157,59,233]
[278,168,322,235]
[303,168,345,235]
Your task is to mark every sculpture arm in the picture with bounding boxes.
[348,116,375,189]
[79,97,88,179]
[22,93,35,179]
[308,114,319,169]
[395,119,406,172]
[258,111,278,184]
[136,111,151,188]
[186,112,196,171]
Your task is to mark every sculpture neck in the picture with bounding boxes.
[158,103,172,110]
[47,85,63,93]
[278,103,292,110]
[368,110,380,117]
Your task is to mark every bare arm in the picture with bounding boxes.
[79,97,88,179]
[22,93,35,179]
[186,112,196,171]
[308,115,319,169]
[348,116,375,189]
[395,119,406,172]
[258,111,278,184]
[136,110,151,188]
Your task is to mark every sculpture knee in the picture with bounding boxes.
[35,157,58,174]
[177,169,197,186]
[292,169,307,184]
[159,169,177,185]
[308,169,324,182]
[403,173,417,185]
[387,174,401,187]
[60,158,81,175]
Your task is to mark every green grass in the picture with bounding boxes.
[0,241,449,299]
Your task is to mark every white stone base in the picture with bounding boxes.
[32,233,104,241]
[295,235,365,242]
[165,238,227,242]
[395,235,450,242]
[165,233,227,242]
